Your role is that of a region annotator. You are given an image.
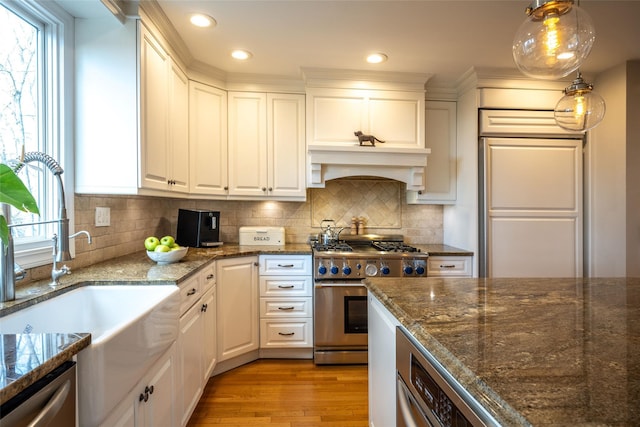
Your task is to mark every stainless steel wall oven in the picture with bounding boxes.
[312,234,428,365]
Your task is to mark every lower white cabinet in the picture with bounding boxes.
[258,255,313,357]
[101,343,177,427]
[427,255,473,277]
[215,256,259,366]
[178,263,217,426]
[368,292,400,427]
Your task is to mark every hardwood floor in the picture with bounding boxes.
[187,359,369,427]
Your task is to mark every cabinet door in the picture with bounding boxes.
[201,285,217,381]
[216,256,259,361]
[417,100,457,203]
[179,301,203,426]
[142,348,176,427]
[268,93,306,198]
[228,92,268,197]
[168,61,189,193]
[189,81,228,196]
[139,23,170,191]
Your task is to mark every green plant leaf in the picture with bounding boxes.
[0,215,8,247]
[0,163,40,214]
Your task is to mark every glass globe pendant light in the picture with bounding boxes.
[512,0,596,80]
[554,72,606,131]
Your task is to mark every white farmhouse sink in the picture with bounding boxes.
[1,284,180,427]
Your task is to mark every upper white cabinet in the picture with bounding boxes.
[139,24,189,193]
[189,81,228,196]
[75,16,189,196]
[306,88,424,149]
[227,92,306,200]
[408,100,457,204]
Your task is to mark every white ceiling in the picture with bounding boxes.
[62,1,640,88]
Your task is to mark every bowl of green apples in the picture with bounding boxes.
[145,235,188,264]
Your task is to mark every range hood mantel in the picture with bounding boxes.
[307,145,430,191]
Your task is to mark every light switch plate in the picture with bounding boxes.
[95,207,110,227]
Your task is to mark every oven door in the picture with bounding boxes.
[314,282,368,363]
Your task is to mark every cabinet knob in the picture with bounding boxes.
[187,288,197,296]
[268,187,273,192]
[262,187,267,192]
[206,274,214,280]
[254,262,259,266]
[224,186,228,191]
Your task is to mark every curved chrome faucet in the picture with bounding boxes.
[1,152,92,300]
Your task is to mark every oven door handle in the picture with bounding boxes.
[397,374,436,427]
[314,282,365,288]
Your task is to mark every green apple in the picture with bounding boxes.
[160,235,175,247]
[154,244,171,252]
[170,245,183,251]
[144,236,160,251]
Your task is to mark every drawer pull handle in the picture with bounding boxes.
[278,332,295,336]
[440,264,456,268]
[206,274,214,280]
[278,306,295,311]
[277,285,295,289]
[187,288,197,296]
[277,264,295,268]
[201,303,208,312]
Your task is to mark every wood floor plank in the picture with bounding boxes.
[187,360,369,426]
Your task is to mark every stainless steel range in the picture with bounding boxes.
[313,234,429,365]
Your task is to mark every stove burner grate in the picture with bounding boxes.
[372,241,421,253]
[313,242,353,252]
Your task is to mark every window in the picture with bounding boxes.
[0,0,74,268]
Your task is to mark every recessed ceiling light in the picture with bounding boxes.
[366,53,388,64]
[190,14,216,28]
[231,50,252,60]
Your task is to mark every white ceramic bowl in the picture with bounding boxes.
[146,247,188,264]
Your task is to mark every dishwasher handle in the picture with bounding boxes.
[27,379,71,427]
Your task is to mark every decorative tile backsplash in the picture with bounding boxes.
[19,178,443,284]
[311,179,402,229]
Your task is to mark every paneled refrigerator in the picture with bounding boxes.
[479,110,585,278]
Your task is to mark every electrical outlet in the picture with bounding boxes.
[95,207,111,227]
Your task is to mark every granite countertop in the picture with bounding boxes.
[414,243,474,256]
[365,277,640,426]
[0,243,311,405]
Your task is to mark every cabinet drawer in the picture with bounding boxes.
[179,275,201,315]
[260,276,313,296]
[427,256,472,277]
[259,255,312,275]
[260,297,312,317]
[200,263,216,292]
[259,318,312,348]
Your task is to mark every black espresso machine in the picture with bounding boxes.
[176,209,222,247]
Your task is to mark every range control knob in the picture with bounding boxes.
[415,264,426,275]
[380,263,390,276]
[403,264,414,275]
[318,264,327,275]
[330,264,339,275]
[342,264,352,275]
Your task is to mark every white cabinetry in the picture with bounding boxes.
[227,92,306,200]
[75,16,188,196]
[368,292,400,427]
[189,81,228,196]
[101,343,177,427]
[177,263,217,426]
[427,256,473,277]
[214,256,259,374]
[306,87,425,149]
[258,255,313,358]
[409,100,457,204]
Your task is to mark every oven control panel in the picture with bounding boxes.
[314,257,427,278]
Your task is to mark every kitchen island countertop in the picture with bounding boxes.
[365,277,640,426]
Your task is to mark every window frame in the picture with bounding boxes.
[2,0,76,269]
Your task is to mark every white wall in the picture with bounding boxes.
[587,63,629,277]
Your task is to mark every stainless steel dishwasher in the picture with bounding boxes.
[1,360,76,426]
